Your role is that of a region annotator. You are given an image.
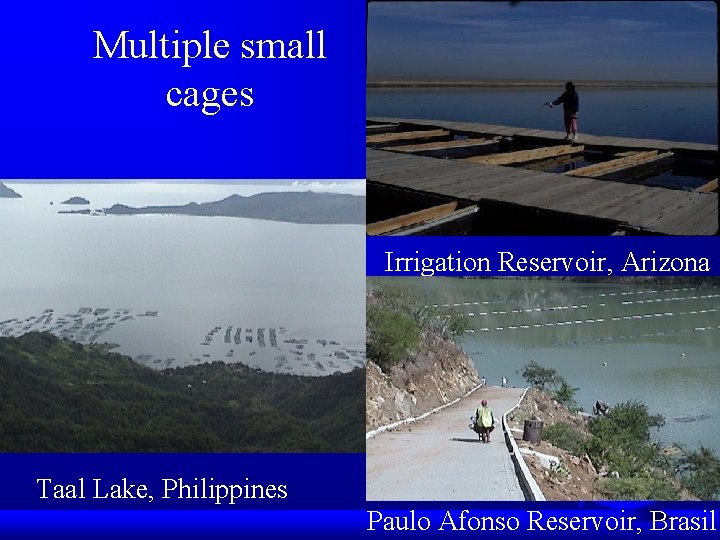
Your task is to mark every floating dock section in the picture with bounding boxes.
[367,117,718,235]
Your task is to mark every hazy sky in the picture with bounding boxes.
[368,1,717,82]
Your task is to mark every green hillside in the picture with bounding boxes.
[0,333,364,452]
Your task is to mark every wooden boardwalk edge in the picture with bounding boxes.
[367,147,718,236]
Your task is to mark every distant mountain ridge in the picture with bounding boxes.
[104,191,365,224]
[0,183,21,198]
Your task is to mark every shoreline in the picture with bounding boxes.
[368,80,716,89]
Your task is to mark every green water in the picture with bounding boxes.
[380,277,720,452]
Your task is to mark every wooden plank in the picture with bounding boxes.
[451,172,534,199]
[366,129,450,145]
[508,179,585,207]
[367,146,716,235]
[367,149,440,177]
[645,193,718,235]
[367,202,459,235]
[593,155,675,183]
[403,160,578,202]
[369,116,718,153]
[372,162,469,190]
[695,178,718,193]
[367,148,420,166]
[464,145,583,165]
[548,181,635,216]
[366,123,399,134]
[388,137,500,154]
[671,197,719,235]
[393,206,479,236]
[411,168,492,191]
[520,178,610,209]
[518,154,584,172]
[565,151,667,178]
[613,150,645,158]
[606,188,687,227]
[376,159,536,194]
[580,185,653,219]
[455,170,564,201]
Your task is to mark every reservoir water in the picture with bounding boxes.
[0,183,366,376]
[368,87,717,145]
[384,277,720,453]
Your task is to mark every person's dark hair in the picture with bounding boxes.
[566,81,575,91]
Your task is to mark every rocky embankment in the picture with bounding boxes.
[507,389,695,500]
[506,389,600,500]
[366,336,480,431]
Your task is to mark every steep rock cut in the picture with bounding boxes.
[366,336,480,431]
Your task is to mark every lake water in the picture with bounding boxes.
[368,87,717,145]
[0,183,366,376]
[383,277,720,453]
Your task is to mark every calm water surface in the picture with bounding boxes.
[0,183,366,376]
[368,87,717,145]
[382,277,720,452]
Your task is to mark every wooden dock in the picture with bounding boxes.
[367,117,718,236]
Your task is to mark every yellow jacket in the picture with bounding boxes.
[476,406,494,428]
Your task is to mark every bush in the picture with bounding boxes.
[598,472,679,500]
[370,284,418,314]
[679,446,720,500]
[366,306,421,370]
[521,362,579,409]
[543,422,588,457]
[587,400,664,476]
[443,308,472,339]
[366,284,470,370]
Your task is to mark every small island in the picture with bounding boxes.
[0,182,21,198]
[61,196,90,205]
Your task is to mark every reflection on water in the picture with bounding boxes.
[391,277,720,452]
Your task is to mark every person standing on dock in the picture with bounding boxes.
[545,81,579,141]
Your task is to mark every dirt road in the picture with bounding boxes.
[366,386,526,501]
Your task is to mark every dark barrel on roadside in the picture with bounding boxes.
[522,419,543,444]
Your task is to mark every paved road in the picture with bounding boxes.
[366,386,526,501]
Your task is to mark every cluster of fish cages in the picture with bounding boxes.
[189,324,366,376]
[0,306,155,344]
[0,308,366,377]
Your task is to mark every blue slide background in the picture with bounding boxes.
[0,0,365,179]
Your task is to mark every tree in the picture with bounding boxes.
[366,307,421,369]
[366,284,471,370]
[521,361,579,409]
